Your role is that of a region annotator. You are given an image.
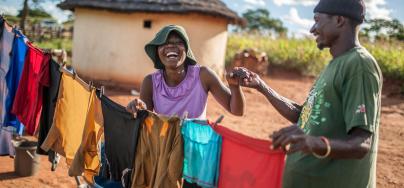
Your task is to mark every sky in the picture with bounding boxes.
[1,0,403,37]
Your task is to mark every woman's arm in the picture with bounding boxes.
[126,75,154,113]
[200,66,245,116]
[139,75,154,111]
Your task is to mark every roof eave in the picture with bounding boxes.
[57,2,244,25]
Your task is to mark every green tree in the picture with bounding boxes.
[17,7,52,18]
[18,0,60,33]
[362,18,404,41]
[240,9,287,36]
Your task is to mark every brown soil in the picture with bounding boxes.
[1,69,403,188]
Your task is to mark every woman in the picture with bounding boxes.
[127,25,247,119]
[127,25,249,187]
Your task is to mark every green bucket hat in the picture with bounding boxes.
[145,25,197,69]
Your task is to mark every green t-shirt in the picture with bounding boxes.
[283,47,382,188]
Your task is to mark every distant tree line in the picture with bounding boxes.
[237,8,403,41]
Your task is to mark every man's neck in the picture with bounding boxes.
[330,32,360,59]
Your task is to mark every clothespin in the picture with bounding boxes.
[72,69,77,79]
[180,111,189,126]
[211,115,224,127]
[99,86,105,98]
[88,81,93,89]
[183,111,188,120]
[58,63,64,72]
[214,115,224,124]
[61,50,67,64]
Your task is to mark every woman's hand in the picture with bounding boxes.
[227,67,264,90]
[226,67,251,86]
[126,98,147,114]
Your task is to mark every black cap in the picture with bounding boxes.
[314,0,366,23]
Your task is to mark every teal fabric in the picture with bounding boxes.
[181,120,221,188]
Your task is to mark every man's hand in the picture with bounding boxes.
[226,67,251,86]
[226,67,265,90]
[239,70,264,90]
[270,125,325,155]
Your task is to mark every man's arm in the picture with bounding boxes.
[239,70,302,123]
[257,82,302,123]
[272,126,372,159]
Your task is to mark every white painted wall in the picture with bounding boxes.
[72,8,229,86]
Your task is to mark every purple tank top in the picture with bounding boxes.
[152,65,207,119]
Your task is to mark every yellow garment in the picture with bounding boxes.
[68,93,104,184]
[41,73,93,164]
[131,112,183,188]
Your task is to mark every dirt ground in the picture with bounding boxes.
[1,69,403,188]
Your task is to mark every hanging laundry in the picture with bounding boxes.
[0,17,3,38]
[93,141,124,188]
[131,112,183,188]
[3,29,28,135]
[36,59,62,155]
[0,21,16,157]
[11,43,50,135]
[0,126,15,156]
[213,126,285,188]
[41,72,93,164]
[69,89,103,184]
[98,94,148,185]
[0,21,15,126]
[182,120,221,188]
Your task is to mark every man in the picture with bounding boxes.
[240,0,382,187]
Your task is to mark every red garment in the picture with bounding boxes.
[214,126,285,188]
[12,43,50,135]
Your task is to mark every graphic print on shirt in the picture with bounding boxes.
[299,78,331,133]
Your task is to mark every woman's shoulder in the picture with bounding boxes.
[198,65,215,77]
[198,65,221,88]
[142,74,154,88]
[144,74,153,82]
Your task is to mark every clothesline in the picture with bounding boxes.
[2,16,107,97]
[1,16,286,188]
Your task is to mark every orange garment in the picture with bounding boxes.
[41,72,93,164]
[131,112,183,188]
[69,93,104,184]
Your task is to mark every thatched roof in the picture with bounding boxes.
[58,0,243,25]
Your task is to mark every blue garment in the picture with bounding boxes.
[93,142,124,188]
[3,29,27,135]
[182,120,222,188]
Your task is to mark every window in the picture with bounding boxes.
[143,20,152,29]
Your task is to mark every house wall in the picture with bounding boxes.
[72,8,229,87]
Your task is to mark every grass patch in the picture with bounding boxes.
[226,34,404,81]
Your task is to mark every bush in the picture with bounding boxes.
[35,38,72,65]
[35,38,72,52]
[226,34,404,80]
